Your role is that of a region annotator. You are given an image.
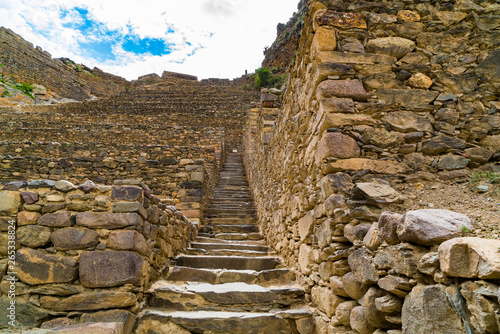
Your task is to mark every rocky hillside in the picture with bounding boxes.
[0,27,128,104]
[262,1,308,72]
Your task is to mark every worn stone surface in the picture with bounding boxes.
[311,286,345,317]
[366,37,415,59]
[17,211,41,226]
[315,132,360,163]
[352,182,403,204]
[298,211,315,241]
[320,98,355,113]
[80,309,136,334]
[18,225,51,248]
[40,291,137,311]
[397,209,472,246]
[111,186,143,202]
[79,251,143,288]
[317,79,368,102]
[298,243,315,275]
[108,230,149,255]
[374,243,427,277]
[364,287,399,329]
[37,211,72,227]
[76,212,142,229]
[323,158,409,174]
[460,280,500,334]
[51,227,99,250]
[315,10,367,29]
[348,248,378,284]
[16,248,78,285]
[342,271,371,300]
[0,296,48,327]
[362,128,402,149]
[350,306,375,334]
[437,154,470,170]
[402,285,467,334]
[422,136,467,155]
[0,191,21,214]
[378,212,403,245]
[439,237,500,279]
[382,112,433,133]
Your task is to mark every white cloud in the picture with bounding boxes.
[1,0,298,80]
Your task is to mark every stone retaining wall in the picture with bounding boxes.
[0,142,220,221]
[0,179,197,332]
[244,0,500,333]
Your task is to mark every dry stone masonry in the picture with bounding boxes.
[245,0,500,333]
[0,179,197,333]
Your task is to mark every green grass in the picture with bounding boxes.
[469,171,500,184]
[14,82,35,99]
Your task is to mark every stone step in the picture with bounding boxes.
[195,237,265,246]
[207,204,256,210]
[207,217,257,224]
[198,232,262,241]
[205,208,257,214]
[213,232,262,240]
[164,267,294,286]
[147,282,305,312]
[185,248,269,257]
[190,242,268,252]
[175,255,280,270]
[210,224,260,234]
[135,309,313,334]
[205,213,257,219]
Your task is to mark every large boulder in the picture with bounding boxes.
[397,209,471,246]
[439,237,500,279]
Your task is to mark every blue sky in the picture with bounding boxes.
[0,0,298,80]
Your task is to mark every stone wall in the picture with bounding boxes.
[0,28,127,101]
[0,179,197,332]
[244,0,500,333]
[0,141,220,221]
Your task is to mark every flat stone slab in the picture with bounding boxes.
[196,237,266,246]
[190,242,269,252]
[211,224,260,234]
[149,282,304,312]
[175,255,280,271]
[137,310,295,334]
[186,248,270,257]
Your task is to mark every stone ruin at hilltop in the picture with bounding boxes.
[0,0,500,333]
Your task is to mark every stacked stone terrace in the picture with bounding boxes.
[0,75,259,221]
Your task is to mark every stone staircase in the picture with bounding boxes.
[134,153,313,334]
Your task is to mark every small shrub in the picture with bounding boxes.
[254,67,287,89]
[15,82,35,99]
[254,67,272,88]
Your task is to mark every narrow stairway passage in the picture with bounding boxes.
[134,153,314,334]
